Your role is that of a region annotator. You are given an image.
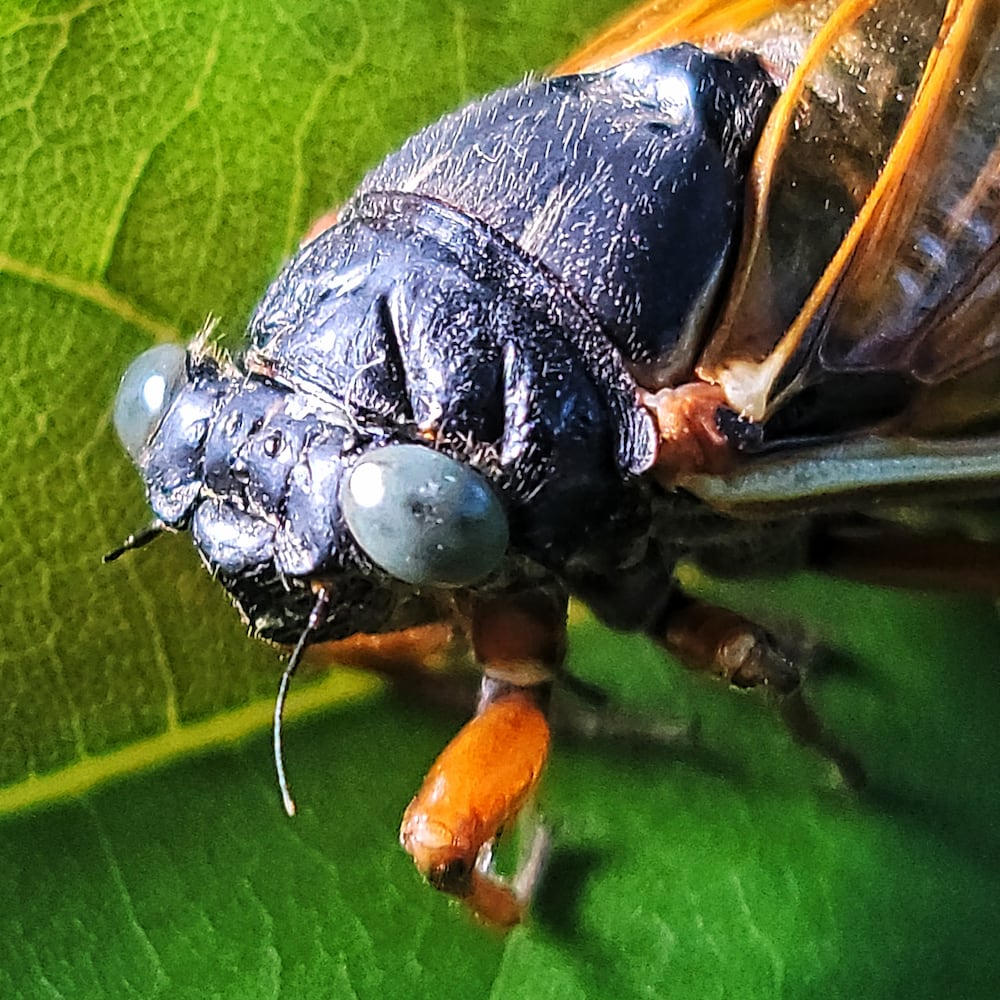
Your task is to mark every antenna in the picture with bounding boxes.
[103,521,166,563]
[274,585,331,817]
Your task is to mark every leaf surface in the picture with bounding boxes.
[2,2,999,997]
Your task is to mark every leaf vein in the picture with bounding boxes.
[280,0,370,258]
[83,801,170,994]
[0,671,381,818]
[95,5,228,278]
[0,252,179,341]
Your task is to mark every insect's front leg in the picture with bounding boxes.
[399,587,565,926]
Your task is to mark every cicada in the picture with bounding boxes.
[108,0,1000,925]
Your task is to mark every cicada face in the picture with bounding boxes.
[112,340,401,643]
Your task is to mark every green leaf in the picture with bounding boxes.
[3,2,999,998]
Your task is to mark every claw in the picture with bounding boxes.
[661,598,800,693]
[466,819,551,927]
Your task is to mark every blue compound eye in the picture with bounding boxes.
[113,343,187,462]
[342,444,509,587]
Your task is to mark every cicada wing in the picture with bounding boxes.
[563,1,965,424]
[698,0,1000,439]
[691,1,949,412]
[678,432,1000,516]
[566,0,1000,517]
[558,0,833,75]
[787,0,1000,436]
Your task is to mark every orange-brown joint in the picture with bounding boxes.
[638,380,737,483]
[470,589,567,687]
[660,597,799,694]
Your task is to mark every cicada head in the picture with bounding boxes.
[112,313,566,648]
[113,337,409,643]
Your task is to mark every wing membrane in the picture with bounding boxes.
[697,0,1000,437]
[695,0,955,413]
[680,433,1000,513]
[564,2,974,423]
[802,0,1000,425]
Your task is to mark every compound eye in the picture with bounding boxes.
[342,444,508,587]
[113,343,187,462]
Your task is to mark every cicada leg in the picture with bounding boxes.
[810,522,1000,596]
[308,622,468,680]
[653,594,865,789]
[300,206,340,246]
[657,596,800,693]
[399,684,552,925]
[399,587,565,925]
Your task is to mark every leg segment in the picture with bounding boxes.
[308,622,466,678]
[399,586,566,925]
[399,685,551,926]
[656,594,799,693]
[653,592,864,788]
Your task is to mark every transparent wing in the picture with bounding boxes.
[565,1,958,422]
[790,0,1000,433]
[558,0,830,75]
[698,0,1000,439]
